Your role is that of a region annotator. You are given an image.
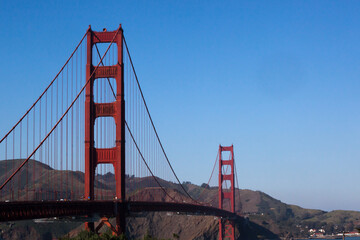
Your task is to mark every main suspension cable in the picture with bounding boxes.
[0,27,121,191]
[0,27,90,144]
[123,36,198,203]
[96,41,186,203]
[197,151,219,202]
[125,121,178,203]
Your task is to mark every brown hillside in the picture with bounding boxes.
[4,159,360,239]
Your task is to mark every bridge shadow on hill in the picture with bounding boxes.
[237,217,279,240]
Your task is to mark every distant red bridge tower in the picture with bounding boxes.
[218,145,235,240]
[84,25,126,234]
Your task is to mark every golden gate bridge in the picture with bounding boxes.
[0,25,240,240]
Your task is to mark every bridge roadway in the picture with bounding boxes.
[0,201,239,222]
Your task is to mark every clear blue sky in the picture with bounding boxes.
[1,0,360,211]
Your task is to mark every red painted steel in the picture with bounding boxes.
[218,145,235,240]
[0,201,239,222]
[84,25,125,234]
[0,26,245,238]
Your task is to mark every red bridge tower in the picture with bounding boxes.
[84,26,125,234]
[218,145,235,240]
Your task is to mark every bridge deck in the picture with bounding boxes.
[0,201,239,222]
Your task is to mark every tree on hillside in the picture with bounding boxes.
[201,183,210,189]
[60,230,125,240]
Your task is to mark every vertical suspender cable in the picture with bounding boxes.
[0,27,120,192]
[123,37,197,203]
